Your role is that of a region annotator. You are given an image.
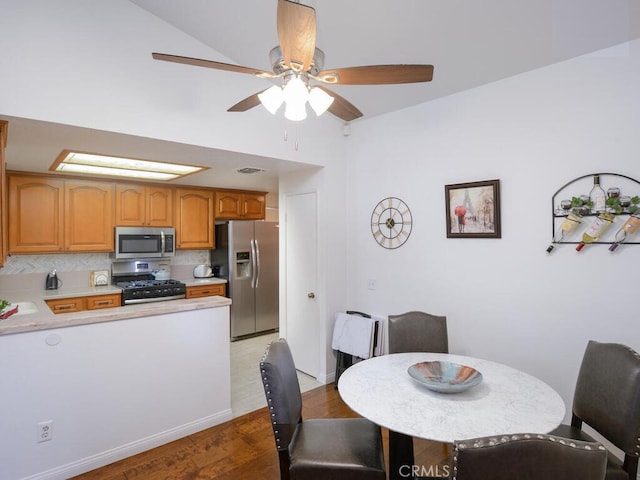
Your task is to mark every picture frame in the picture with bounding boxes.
[445,179,501,238]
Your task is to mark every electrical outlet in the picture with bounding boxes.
[367,278,377,290]
[37,420,53,443]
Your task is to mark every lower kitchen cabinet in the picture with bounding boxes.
[46,293,122,314]
[186,284,226,298]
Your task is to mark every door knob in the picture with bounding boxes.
[307,292,315,299]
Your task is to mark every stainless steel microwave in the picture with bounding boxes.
[113,226,175,259]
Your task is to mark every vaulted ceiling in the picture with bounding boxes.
[3,1,639,194]
[131,0,640,119]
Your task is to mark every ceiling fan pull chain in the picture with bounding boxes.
[295,126,299,151]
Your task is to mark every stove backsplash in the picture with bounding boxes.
[0,250,209,276]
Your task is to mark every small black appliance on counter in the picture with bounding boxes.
[45,270,60,290]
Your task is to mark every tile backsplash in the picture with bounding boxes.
[0,250,210,275]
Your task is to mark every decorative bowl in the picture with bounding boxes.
[408,361,482,393]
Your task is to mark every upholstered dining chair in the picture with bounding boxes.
[452,433,607,480]
[259,338,386,480]
[387,311,449,473]
[550,340,640,480]
[387,310,448,354]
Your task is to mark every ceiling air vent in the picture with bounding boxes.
[237,167,265,174]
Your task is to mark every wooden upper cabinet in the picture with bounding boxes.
[215,190,266,220]
[0,121,7,266]
[9,175,65,253]
[175,188,215,249]
[6,172,267,255]
[64,180,114,252]
[116,184,173,226]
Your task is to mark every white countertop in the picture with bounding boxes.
[0,275,229,336]
[338,352,566,443]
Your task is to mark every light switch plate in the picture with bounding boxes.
[91,270,109,287]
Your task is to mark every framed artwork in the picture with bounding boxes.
[445,179,501,238]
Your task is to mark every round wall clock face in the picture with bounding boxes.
[371,197,413,249]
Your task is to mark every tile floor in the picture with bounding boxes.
[230,331,322,417]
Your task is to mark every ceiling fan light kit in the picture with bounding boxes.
[152,0,434,123]
[258,74,335,121]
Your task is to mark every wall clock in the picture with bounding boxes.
[370,197,413,249]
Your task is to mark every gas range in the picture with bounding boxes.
[112,259,186,305]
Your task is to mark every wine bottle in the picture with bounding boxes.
[609,213,640,251]
[589,174,606,213]
[576,212,615,251]
[546,213,582,253]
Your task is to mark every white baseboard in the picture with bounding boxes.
[21,410,233,480]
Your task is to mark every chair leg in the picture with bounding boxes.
[623,454,638,480]
[278,450,291,480]
[389,430,415,480]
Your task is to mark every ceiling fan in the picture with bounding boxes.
[152,0,434,122]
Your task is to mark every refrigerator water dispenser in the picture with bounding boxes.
[235,251,251,279]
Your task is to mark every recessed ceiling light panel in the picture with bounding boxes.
[51,150,208,181]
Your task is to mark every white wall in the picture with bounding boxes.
[0,306,231,480]
[345,40,640,413]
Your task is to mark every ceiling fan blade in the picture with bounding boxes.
[277,0,316,72]
[316,65,434,85]
[152,53,276,79]
[315,86,363,122]
[227,90,267,112]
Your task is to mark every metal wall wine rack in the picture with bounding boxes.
[551,172,640,248]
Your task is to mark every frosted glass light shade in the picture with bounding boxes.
[258,85,284,114]
[308,87,334,116]
[283,75,309,106]
[284,102,307,121]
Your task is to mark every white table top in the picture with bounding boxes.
[338,352,566,443]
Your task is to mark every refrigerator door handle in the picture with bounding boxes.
[253,238,260,288]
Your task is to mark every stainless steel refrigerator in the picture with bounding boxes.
[212,221,279,339]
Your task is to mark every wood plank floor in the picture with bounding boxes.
[70,384,452,479]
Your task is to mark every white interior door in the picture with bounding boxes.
[285,191,318,377]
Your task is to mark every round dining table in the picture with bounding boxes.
[338,352,566,480]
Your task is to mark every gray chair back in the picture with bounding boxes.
[453,433,607,480]
[573,340,640,457]
[388,311,448,354]
[260,338,303,453]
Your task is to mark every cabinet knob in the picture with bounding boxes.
[307,292,315,299]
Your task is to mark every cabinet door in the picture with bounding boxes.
[115,184,145,226]
[9,175,65,253]
[0,121,8,266]
[242,193,266,219]
[65,181,114,252]
[215,191,242,218]
[146,186,173,226]
[215,190,266,220]
[116,185,174,226]
[175,188,214,249]
[46,297,86,314]
[86,293,121,310]
[186,284,226,298]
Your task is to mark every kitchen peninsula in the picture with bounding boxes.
[0,281,232,480]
